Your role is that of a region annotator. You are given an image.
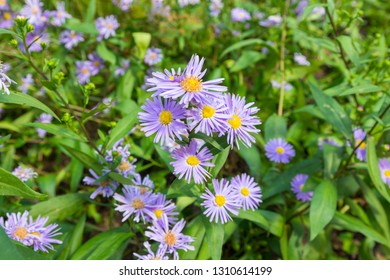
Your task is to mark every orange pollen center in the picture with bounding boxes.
[186,155,200,166]
[276,147,284,154]
[202,105,216,119]
[107,23,113,29]
[14,227,28,240]
[240,187,250,197]
[132,198,145,209]
[164,231,176,246]
[118,160,131,171]
[4,12,11,20]
[180,76,202,92]
[159,110,172,125]
[215,195,226,207]
[228,114,242,129]
[81,67,89,75]
[154,209,164,219]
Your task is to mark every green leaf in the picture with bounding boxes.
[179,216,205,260]
[238,209,284,237]
[59,144,101,174]
[106,107,140,150]
[327,0,335,15]
[0,167,47,199]
[0,28,18,37]
[155,145,174,172]
[203,216,224,260]
[220,38,263,58]
[25,122,86,142]
[230,50,265,72]
[366,136,390,203]
[333,212,388,246]
[310,83,352,139]
[117,71,135,101]
[71,226,131,260]
[108,172,134,185]
[65,19,98,35]
[96,42,116,65]
[238,145,261,181]
[323,144,343,178]
[132,32,151,59]
[0,91,60,121]
[58,214,87,260]
[338,84,382,97]
[29,193,87,223]
[337,35,360,66]
[264,113,287,142]
[69,158,84,193]
[210,147,229,177]
[310,180,337,240]
[84,0,96,22]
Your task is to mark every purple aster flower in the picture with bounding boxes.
[149,0,171,19]
[311,7,326,18]
[104,140,131,162]
[88,52,104,75]
[20,0,43,26]
[95,15,119,41]
[290,174,313,202]
[112,0,134,11]
[28,216,62,252]
[138,97,187,145]
[231,173,262,211]
[114,59,130,77]
[113,185,157,223]
[201,178,240,224]
[0,10,13,28]
[1,63,16,95]
[83,169,119,199]
[171,140,215,184]
[259,15,282,27]
[271,80,293,91]
[145,216,194,260]
[294,52,310,66]
[178,0,200,7]
[0,0,9,10]
[223,93,261,149]
[146,67,182,96]
[134,242,169,260]
[50,1,70,26]
[294,0,309,17]
[18,74,34,94]
[12,166,38,182]
[59,30,84,50]
[209,0,223,17]
[379,158,390,187]
[353,128,366,161]
[131,173,155,194]
[116,158,137,177]
[35,113,53,138]
[148,55,227,107]
[0,211,34,246]
[231,7,251,22]
[188,99,229,136]
[149,193,178,224]
[265,138,296,164]
[24,31,49,52]
[76,61,94,85]
[144,48,163,66]
[254,11,265,19]
[318,137,341,150]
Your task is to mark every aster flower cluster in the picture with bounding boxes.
[201,174,262,224]
[76,52,104,85]
[0,211,62,252]
[12,165,38,182]
[139,54,261,184]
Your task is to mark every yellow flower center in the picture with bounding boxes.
[154,209,164,219]
[32,6,39,15]
[180,76,202,92]
[215,195,226,207]
[0,0,6,5]
[276,147,284,154]
[150,257,162,260]
[70,32,77,39]
[240,187,250,197]
[14,227,28,240]
[186,155,200,166]
[385,170,390,178]
[81,67,89,75]
[4,12,11,20]
[356,140,366,150]
[30,231,41,238]
[118,160,131,171]
[201,105,216,119]
[228,114,242,129]
[169,76,174,81]
[132,198,144,209]
[159,110,173,125]
[107,23,113,30]
[164,231,176,246]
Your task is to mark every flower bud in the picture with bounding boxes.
[9,39,18,48]
[40,41,47,50]
[26,24,34,33]
[14,16,28,28]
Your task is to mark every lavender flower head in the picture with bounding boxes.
[35,113,53,138]
[144,48,163,66]
[0,10,13,29]
[138,97,187,145]
[149,0,171,19]
[178,0,200,8]
[201,178,240,224]
[20,0,43,26]
[231,7,251,22]
[171,140,215,184]
[88,52,104,75]
[112,0,134,11]
[145,216,194,260]
[83,169,119,199]
[50,1,71,26]
[271,80,293,91]
[18,74,34,94]
[294,53,310,66]
[0,211,33,246]
[0,0,9,10]
[148,54,227,107]
[231,173,262,211]
[224,93,261,149]
[353,128,366,161]
[114,59,130,77]
[24,31,50,52]
[259,15,282,27]
[59,30,84,50]
[76,61,94,85]
[28,215,62,252]
[291,174,313,202]
[95,15,119,41]
[318,137,341,150]
[131,173,155,194]
[104,140,131,162]
[209,0,223,17]
[12,166,38,182]
[149,193,178,224]
[1,62,16,95]
[134,242,169,260]
[265,138,296,164]
[379,158,390,187]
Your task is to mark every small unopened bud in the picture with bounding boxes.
[46,59,58,70]
[84,83,95,94]
[40,41,47,50]
[9,39,18,48]
[61,112,72,123]
[14,16,28,28]
[54,72,65,84]
[26,24,34,33]
[109,121,117,128]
